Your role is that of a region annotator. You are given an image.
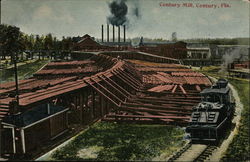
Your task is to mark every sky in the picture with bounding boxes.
[1,0,250,40]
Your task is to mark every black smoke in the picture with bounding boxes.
[133,8,140,18]
[108,0,128,26]
[132,0,141,19]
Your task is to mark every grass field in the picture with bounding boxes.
[222,79,250,161]
[51,122,185,161]
[0,60,49,83]
[197,65,250,161]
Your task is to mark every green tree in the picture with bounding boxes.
[53,37,62,59]
[44,33,53,50]
[61,36,73,59]
[0,24,24,62]
[34,35,43,60]
[43,33,53,59]
[0,24,8,59]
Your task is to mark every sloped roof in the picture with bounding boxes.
[77,36,101,47]
[201,87,230,94]
[82,34,91,39]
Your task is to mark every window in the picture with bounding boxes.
[203,94,221,103]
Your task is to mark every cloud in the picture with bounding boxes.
[34,5,53,18]
[33,4,75,24]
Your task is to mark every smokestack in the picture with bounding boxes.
[113,25,115,42]
[107,24,109,42]
[101,25,104,42]
[118,25,120,43]
[123,25,126,42]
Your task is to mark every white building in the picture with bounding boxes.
[186,43,211,59]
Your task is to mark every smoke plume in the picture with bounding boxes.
[108,0,128,26]
[107,0,141,27]
[220,47,247,73]
[131,0,141,19]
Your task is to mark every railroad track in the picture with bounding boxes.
[167,142,217,162]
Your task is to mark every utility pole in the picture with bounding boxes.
[14,52,19,105]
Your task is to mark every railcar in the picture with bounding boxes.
[186,78,235,141]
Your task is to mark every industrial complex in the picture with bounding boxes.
[0,24,249,160]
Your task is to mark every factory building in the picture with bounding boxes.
[186,43,211,59]
[73,34,104,51]
[74,25,132,51]
[184,43,220,66]
[138,37,187,59]
[184,44,250,66]
[158,42,187,59]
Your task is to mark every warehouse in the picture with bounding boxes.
[138,37,187,59]
[73,34,105,51]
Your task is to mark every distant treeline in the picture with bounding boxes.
[123,37,249,46]
[181,38,249,45]
[0,24,74,61]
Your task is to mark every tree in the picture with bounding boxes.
[53,37,63,59]
[61,36,73,59]
[0,24,23,104]
[34,35,43,60]
[0,24,24,62]
[28,34,35,59]
[61,36,73,51]
[0,24,8,59]
[44,33,53,50]
[20,34,33,59]
[43,33,53,59]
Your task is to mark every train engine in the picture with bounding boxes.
[186,78,235,141]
